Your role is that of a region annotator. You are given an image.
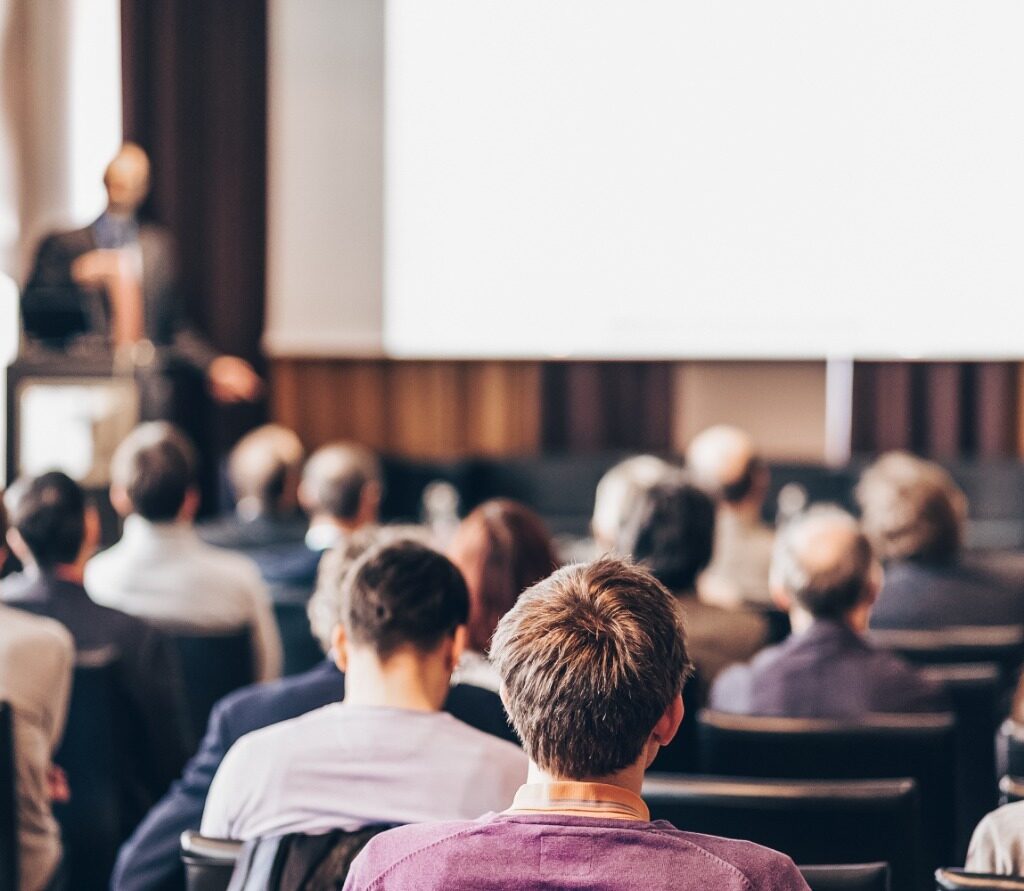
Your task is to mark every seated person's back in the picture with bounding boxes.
[710,506,947,717]
[344,557,809,891]
[201,540,527,841]
[85,422,282,680]
[967,800,1024,876]
[857,452,1023,629]
[3,472,190,807]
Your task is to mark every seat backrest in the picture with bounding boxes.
[181,831,242,891]
[644,774,920,891]
[798,863,890,891]
[868,626,1024,681]
[697,709,957,872]
[174,631,254,740]
[53,659,124,891]
[919,663,1001,859]
[271,602,323,678]
[0,703,18,891]
[935,869,1024,890]
[997,720,1024,781]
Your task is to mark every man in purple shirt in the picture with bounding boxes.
[344,557,809,891]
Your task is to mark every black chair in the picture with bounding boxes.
[53,659,124,891]
[174,631,254,741]
[644,774,920,891]
[696,709,958,875]
[919,663,1001,858]
[181,832,241,891]
[799,863,890,891]
[935,869,1024,890]
[868,626,1024,687]
[0,703,18,891]
[272,602,323,677]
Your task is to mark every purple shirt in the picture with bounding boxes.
[343,812,810,891]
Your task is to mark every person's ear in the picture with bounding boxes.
[645,692,685,768]
[109,484,132,518]
[178,487,201,522]
[331,624,349,673]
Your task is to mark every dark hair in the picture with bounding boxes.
[342,541,469,659]
[8,472,86,569]
[112,423,196,521]
[301,444,381,522]
[492,557,692,779]
[448,499,558,653]
[720,456,763,505]
[616,477,715,592]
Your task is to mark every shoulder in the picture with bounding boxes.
[661,828,807,889]
[439,711,524,758]
[0,606,74,661]
[194,543,265,587]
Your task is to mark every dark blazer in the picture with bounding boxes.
[709,619,949,719]
[197,515,308,555]
[22,219,218,373]
[1,574,191,811]
[870,558,1024,630]
[111,661,518,891]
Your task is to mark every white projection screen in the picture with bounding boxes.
[383,1,1024,360]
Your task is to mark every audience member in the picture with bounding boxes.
[0,494,74,891]
[199,424,307,552]
[710,506,947,717]
[966,801,1024,876]
[201,540,526,840]
[85,422,282,680]
[591,454,675,554]
[3,472,190,809]
[616,475,767,679]
[344,557,808,891]
[857,451,1023,629]
[448,499,557,692]
[248,441,382,604]
[687,425,775,607]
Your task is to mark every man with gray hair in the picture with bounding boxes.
[709,506,946,717]
[591,455,676,553]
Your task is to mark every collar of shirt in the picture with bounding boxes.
[92,212,140,250]
[304,523,344,553]
[507,782,650,822]
[121,514,200,550]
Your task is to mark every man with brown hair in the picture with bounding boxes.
[344,557,809,891]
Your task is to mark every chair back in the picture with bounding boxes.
[272,603,323,677]
[799,863,890,891]
[997,720,1024,781]
[0,703,18,891]
[53,659,123,891]
[935,869,1024,890]
[174,631,254,740]
[696,709,957,872]
[868,626,1024,685]
[644,774,920,891]
[181,831,242,891]
[919,663,1001,858]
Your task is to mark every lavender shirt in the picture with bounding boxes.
[343,812,811,891]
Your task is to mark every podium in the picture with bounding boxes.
[4,344,140,487]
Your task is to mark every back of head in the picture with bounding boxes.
[448,498,557,654]
[616,475,715,592]
[111,422,197,522]
[856,451,964,563]
[301,443,381,523]
[228,424,305,517]
[686,424,763,504]
[342,540,469,659]
[591,454,675,548]
[491,557,691,779]
[772,505,874,619]
[8,472,85,569]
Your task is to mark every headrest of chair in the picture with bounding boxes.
[919,663,1001,685]
[698,709,956,734]
[644,774,916,804]
[798,862,889,891]
[870,626,1024,649]
[180,831,244,864]
[935,868,1024,890]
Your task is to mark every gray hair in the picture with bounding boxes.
[771,505,874,619]
[301,443,382,521]
[592,455,676,549]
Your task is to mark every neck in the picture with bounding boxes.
[340,648,450,713]
[53,563,85,585]
[789,604,870,635]
[526,761,646,799]
[722,498,762,522]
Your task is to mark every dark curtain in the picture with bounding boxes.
[121,0,268,507]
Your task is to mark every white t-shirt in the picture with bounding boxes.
[201,703,528,840]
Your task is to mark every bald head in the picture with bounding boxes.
[686,425,764,505]
[104,142,151,214]
[299,443,381,527]
[771,506,877,620]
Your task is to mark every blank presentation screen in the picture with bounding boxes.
[384,1,1024,359]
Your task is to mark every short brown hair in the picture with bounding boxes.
[448,499,557,653]
[112,422,197,521]
[491,557,692,779]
